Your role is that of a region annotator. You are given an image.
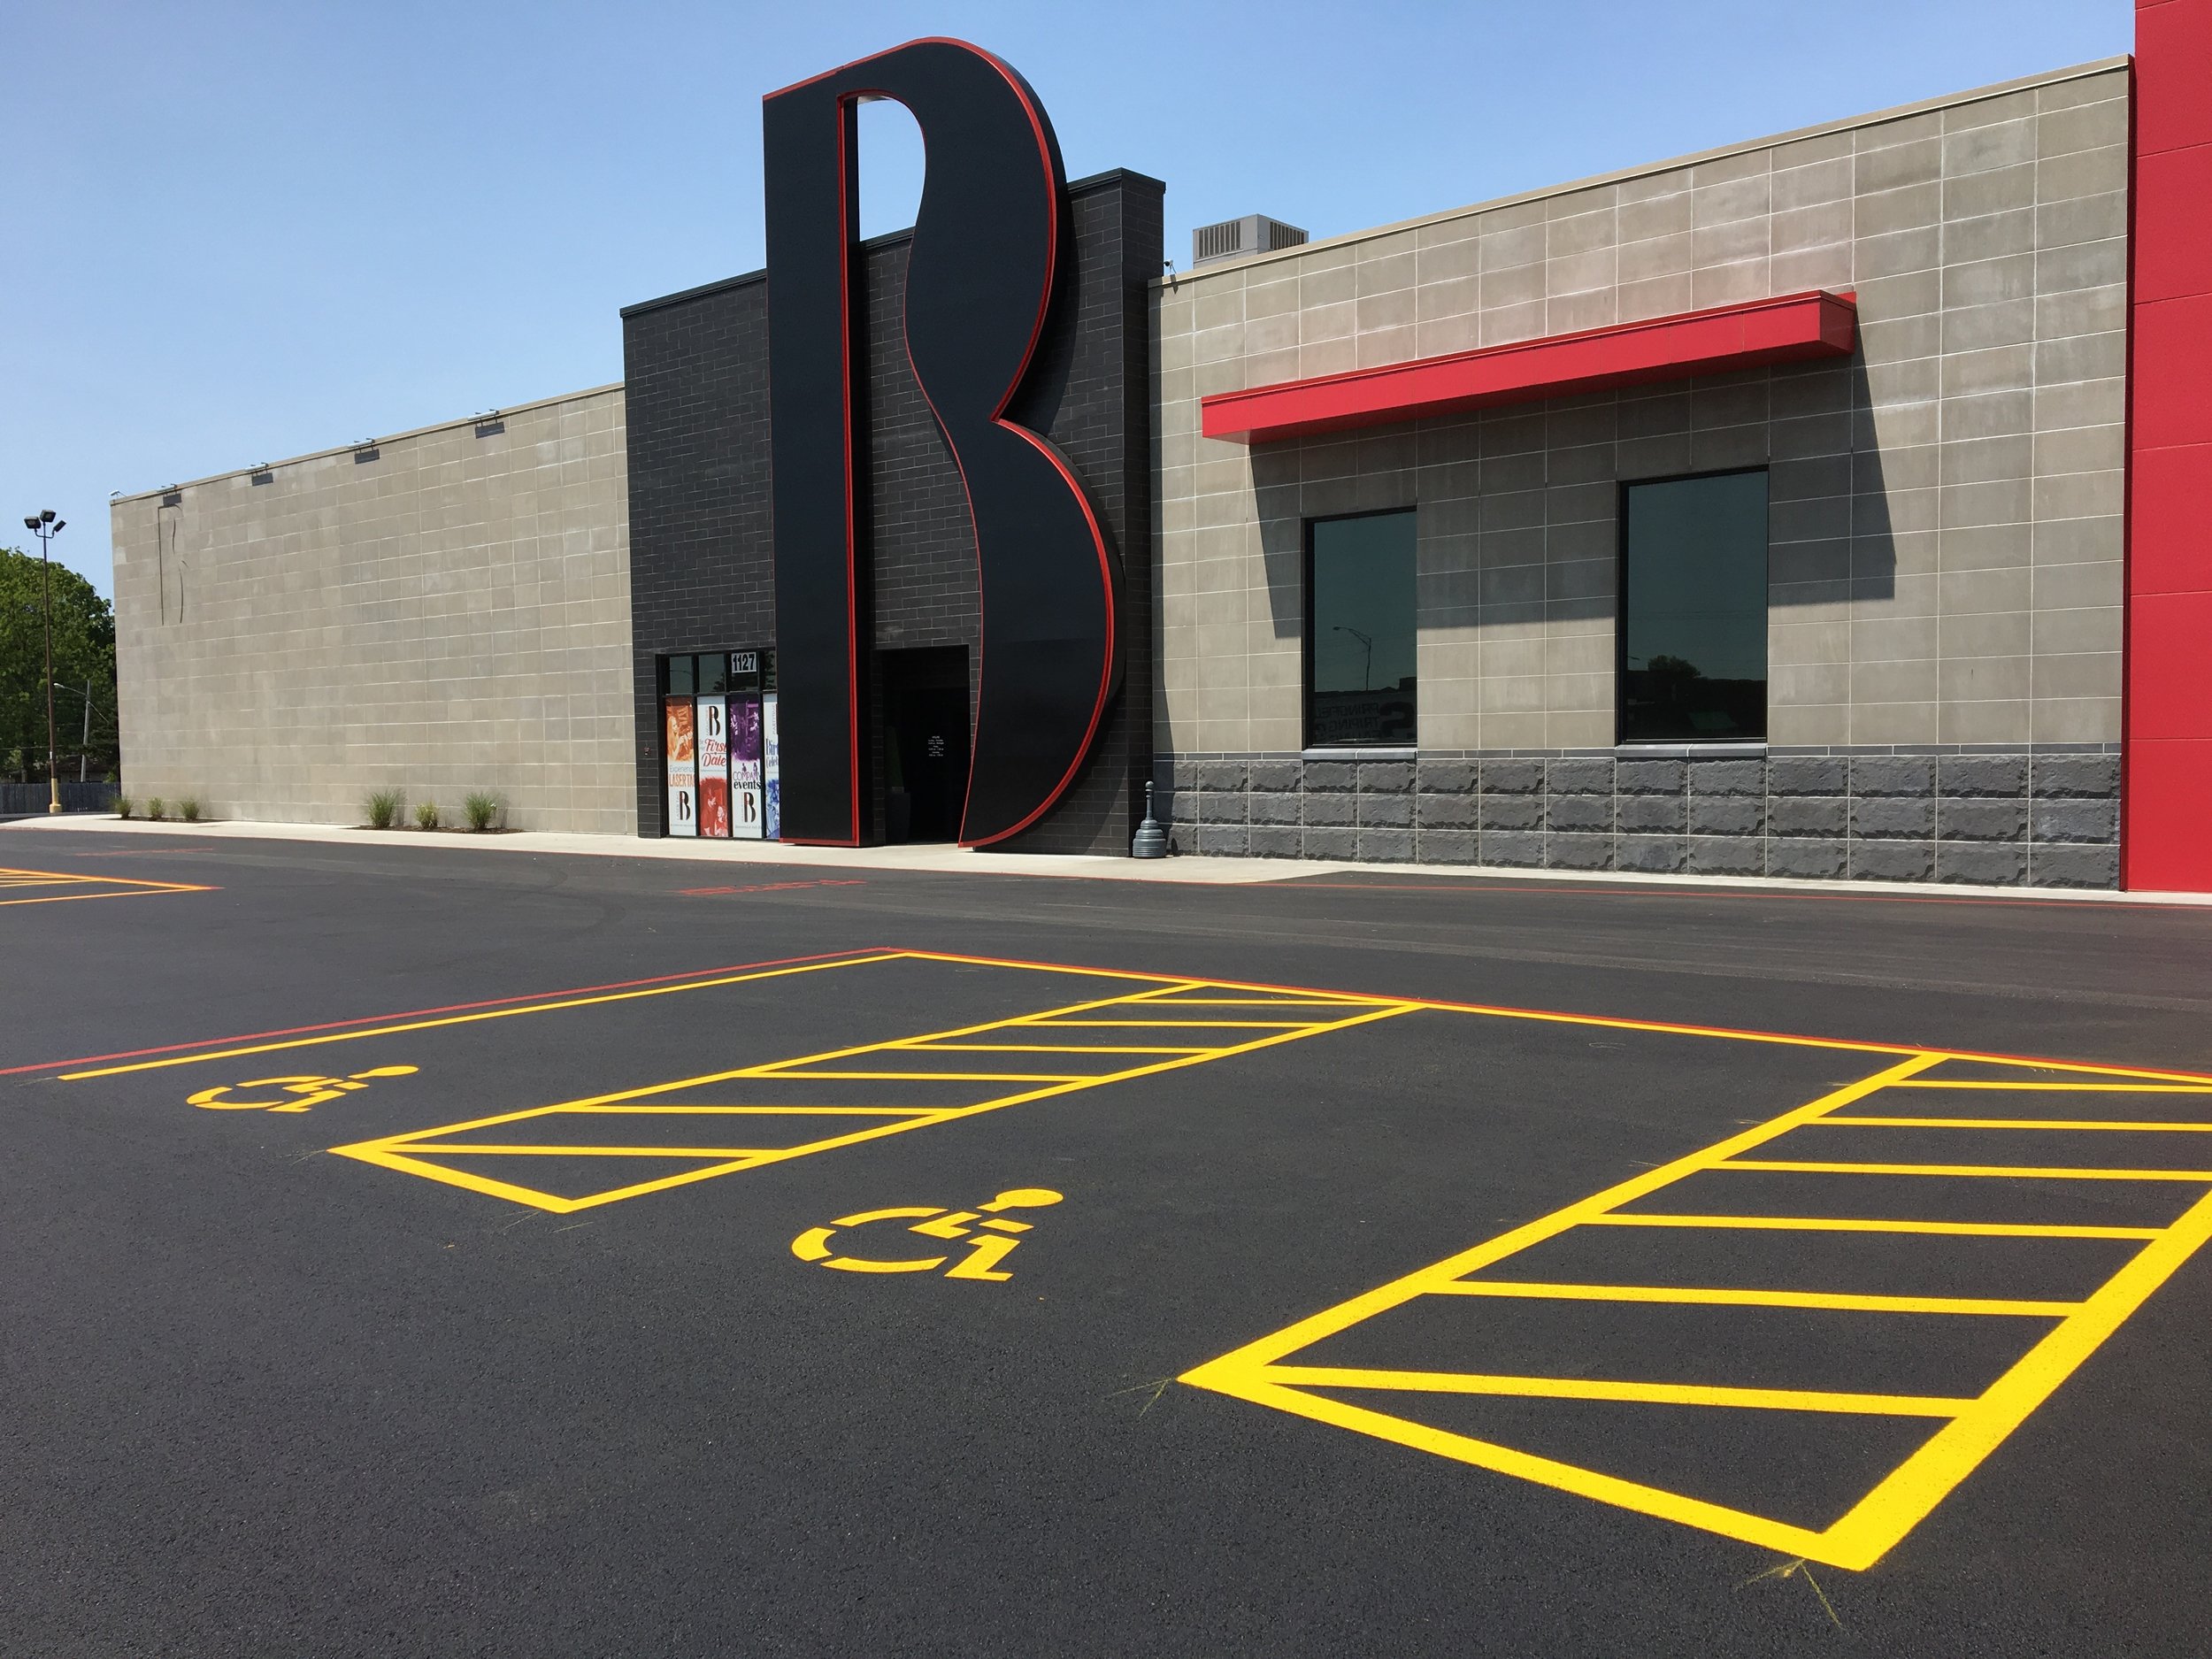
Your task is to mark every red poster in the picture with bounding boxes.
[664,698,697,838]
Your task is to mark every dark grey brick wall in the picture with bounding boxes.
[621,170,1163,848]
[623,269,774,836]
[995,173,1163,855]
[1156,749,2121,888]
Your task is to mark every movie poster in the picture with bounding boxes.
[763,694,780,841]
[695,696,731,838]
[730,695,764,841]
[664,697,697,837]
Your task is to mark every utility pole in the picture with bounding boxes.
[22,511,66,813]
[52,680,95,782]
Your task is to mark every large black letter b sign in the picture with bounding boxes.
[764,38,1118,847]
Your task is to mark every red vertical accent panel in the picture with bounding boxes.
[2127,1,2212,890]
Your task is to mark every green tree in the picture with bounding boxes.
[0,547,119,783]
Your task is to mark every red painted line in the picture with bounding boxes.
[1272,880,2210,913]
[0,947,894,1078]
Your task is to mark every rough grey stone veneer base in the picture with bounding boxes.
[1155,752,2120,890]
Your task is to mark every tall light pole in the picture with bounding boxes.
[22,510,65,813]
[1333,625,1374,691]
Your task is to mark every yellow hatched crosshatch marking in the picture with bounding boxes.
[1181,1049,2212,1571]
[0,864,213,907]
[329,964,1424,1213]
[62,942,2212,1570]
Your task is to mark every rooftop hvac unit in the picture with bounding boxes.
[1191,214,1308,267]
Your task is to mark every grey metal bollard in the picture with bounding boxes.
[1132,779,1168,859]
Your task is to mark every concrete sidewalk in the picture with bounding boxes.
[10,810,2211,906]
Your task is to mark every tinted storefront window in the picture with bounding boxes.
[1619,471,1769,744]
[1307,511,1418,748]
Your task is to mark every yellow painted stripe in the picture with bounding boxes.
[334,1147,598,1212]
[1179,1049,2212,1571]
[684,982,1207,1085]
[0,865,210,892]
[891,949,1218,985]
[1821,1117,2212,1133]
[392,1144,772,1157]
[334,987,1423,1212]
[0,884,213,908]
[757,1079,1102,1093]
[1583,1212,2163,1240]
[846,949,2212,1085]
[1724,1159,2212,1182]
[889,1042,1213,1055]
[1138,998,1395,1008]
[1255,1364,1973,1417]
[1430,1279,2079,1317]
[545,1104,933,1117]
[1182,1053,1944,1377]
[65,952,910,1079]
[345,979,1267,1148]
[1816,1185,2212,1570]
[1018,1018,1330,1029]
[1894,1080,2212,1093]
[1180,1368,1842,1563]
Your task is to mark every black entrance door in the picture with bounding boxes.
[880,647,972,843]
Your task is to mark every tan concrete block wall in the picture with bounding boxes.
[112,386,635,832]
[1152,62,2129,755]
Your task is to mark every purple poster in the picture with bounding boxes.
[730,695,764,841]
[730,695,763,784]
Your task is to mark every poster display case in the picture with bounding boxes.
[661,649,778,840]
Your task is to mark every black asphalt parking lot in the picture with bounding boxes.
[4,827,2210,1657]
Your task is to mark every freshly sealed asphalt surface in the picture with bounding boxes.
[4,826,2210,1657]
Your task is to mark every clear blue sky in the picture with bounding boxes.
[3,0,2132,596]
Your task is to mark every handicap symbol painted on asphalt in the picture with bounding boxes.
[188,1065,419,1113]
[791,1187,1064,1282]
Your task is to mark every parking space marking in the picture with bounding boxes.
[331,973,1425,1212]
[1182,1049,2212,1571]
[0,864,213,908]
[53,940,2212,1571]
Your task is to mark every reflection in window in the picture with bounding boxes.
[1619,471,1769,744]
[1307,511,1418,748]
